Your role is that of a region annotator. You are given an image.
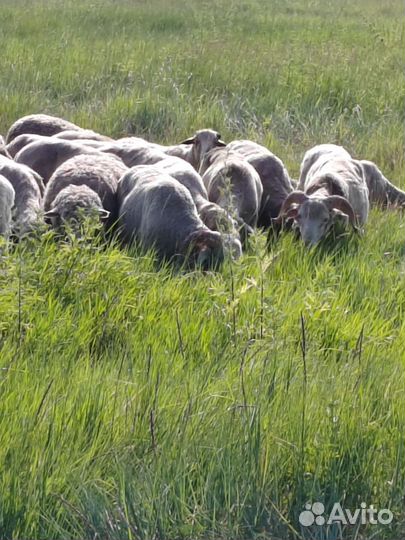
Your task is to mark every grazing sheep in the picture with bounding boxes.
[299,144,405,208]
[165,129,227,170]
[0,155,42,234]
[114,145,238,232]
[200,147,263,237]
[298,144,351,188]
[15,138,111,185]
[276,155,369,246]
[117,156,207,205]
[119,170,224,269]
[6,113,82,143]
[44,154,128,228]
[360,160,405,208]
[118,161,242,259]
[44,184,109,233]
[102,140,165,168]
[6,134,51,158]
[0,175,15,238]
[0,136,12,159]
[53,129,112,142]
[225,140,293,227]
[112,145,211,209]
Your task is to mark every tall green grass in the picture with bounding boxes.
[0,1,404,539]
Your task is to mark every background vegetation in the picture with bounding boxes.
[0,1,404,539]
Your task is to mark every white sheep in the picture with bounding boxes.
[6,113,82,143]
[298,144,351,188]
[44,184,109,233]
[299,144,405,208]
[360,160,405,208]
[0,174,15,238]
[225,140,293,227]
[15,138,113,185]
[117,160,242,259]
[200,147,263,240]
[119,169,224,269]
[43,154,128,229]
[6,134,50,158]
[0,136,12,159]
[164,129,227,171]
[53,129,112,142]
[276,154,369,246]
[0,155,42,235]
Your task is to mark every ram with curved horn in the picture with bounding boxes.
[274,154,369,246]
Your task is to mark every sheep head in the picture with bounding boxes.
[44,185,110,234]
[184,229,224,270]
[180,129,226,169]
[275,191,359,246]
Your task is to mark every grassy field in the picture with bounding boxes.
[0,1,404,539]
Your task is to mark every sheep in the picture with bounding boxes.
[53,129,112,142]
[164,129,227,171]
[44,184,109,233]
[0,155,42,234]
[101,140,165,168]
[43,154,128,229]
[0,136,12,159]
[200,147,263,239]
[299,144,405,208]
[112,144,227,225]
[111,145,209,209]
[15,138,112,185]
[275,155,369,246]
[6,134,51,158]
[6,113,82,143]
[224,140,293,227]
[119,169,224,270]
[117,156,207,206]
[360,160,405,208]
[117,159,243,259]
[298,144,351,188]
[0,174,15,238]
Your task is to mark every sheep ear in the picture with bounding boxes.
[216,139,227,147]
[44,209,59,218]
[98,208,110,220]
[180,137,195,145]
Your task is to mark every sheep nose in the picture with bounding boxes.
[303,235,317,247]
[197,248,211,270]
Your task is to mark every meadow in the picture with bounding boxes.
[0,1,404,539]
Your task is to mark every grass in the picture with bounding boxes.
[0,1,404,539]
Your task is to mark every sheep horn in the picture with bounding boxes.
[325,195,359,229]
[273,191,308,224]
